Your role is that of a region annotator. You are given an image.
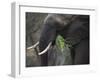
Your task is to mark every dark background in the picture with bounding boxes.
[26,12,47,47]
[26,13,48,67]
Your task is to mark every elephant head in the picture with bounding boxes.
[39,14,76,66]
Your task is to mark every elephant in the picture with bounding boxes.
[39,14,89,66]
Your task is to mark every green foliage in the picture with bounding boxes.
[55,35,73,65]
[56,35,66,52]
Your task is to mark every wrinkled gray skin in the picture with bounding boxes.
[48,44,73,66]
[39,14,89,66]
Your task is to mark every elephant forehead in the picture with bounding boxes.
[44,14,73,26]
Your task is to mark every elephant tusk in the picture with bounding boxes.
[27,41,39,50]
[27,41,52,56]
[38,42,52,55]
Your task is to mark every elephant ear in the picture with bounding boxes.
[56,35,66,52]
